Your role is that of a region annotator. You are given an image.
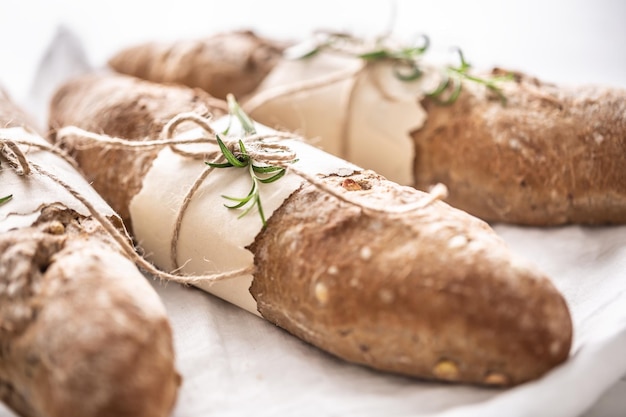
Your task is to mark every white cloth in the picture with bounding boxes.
[150,225,626,417]
[0,2,625,416]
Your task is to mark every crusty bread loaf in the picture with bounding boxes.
[108,30,286,100]
[249,171,571,385]
[0,209,180,417]
[48,73,572,386]
[0,89,179,417]
[413,71,626,225]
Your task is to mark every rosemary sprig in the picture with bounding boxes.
[427,48,512,105]
[294,32,511,105]
[296,32,430,82]
[207,95,292,227]
[0,194,12,205]
[357,34,430,82]
[222,93,257,136]
[206,136,286,226]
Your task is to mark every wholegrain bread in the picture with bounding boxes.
[49,73,573,386]
[249,173,571,384]
[0,89,179,417]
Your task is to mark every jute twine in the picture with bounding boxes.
[2,112,446,286]
[0,133,247,285]
[243,63,366,160]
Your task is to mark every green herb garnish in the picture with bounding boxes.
[298,32,430,83]
[295,32,511,105]
[223,93,257,136]
[427,48,512,105]
[207,95,291,227]
[0,194,12,205]
[206,136,286,227]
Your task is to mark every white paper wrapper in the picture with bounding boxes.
[130,117,359,315]
[249,50,434,185]
[0,127,118,231]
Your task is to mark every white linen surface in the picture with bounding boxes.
[147,224,626,417]
[0,1,624,416]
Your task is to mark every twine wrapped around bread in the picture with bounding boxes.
[56,110,447,281]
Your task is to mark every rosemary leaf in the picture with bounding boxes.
[222,181,256,209]
[227,94,256,135]
[402,34,430,56]
[255,193,266,225]
[0,194,12,205]
[222,194,254,205]
[445,80,463,105]
[427,76,462,106]
[298,48,321,59]
[216,135,246,167]
[207,96,295,227]
[393,63,423,81]
[426,73,450,98]
[251,164,285,174]
[237,179,262,220]
[256,168,286,184]
[358,50,391,61]
[237,139,248,155]
[206,161,234,169]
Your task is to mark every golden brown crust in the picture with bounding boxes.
[108,30,286,100]
[249,173,572,385]
[0,208,180,417]
[49,72,226,228]
[413,72,626,225]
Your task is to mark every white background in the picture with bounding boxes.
[1,0,626,104]
[0,1,625,416]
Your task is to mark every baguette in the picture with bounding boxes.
[49,73,572,387]
[107,31,626,225]
[0,89,179,416]
[108,30,285,101]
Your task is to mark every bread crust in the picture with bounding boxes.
[250,173,571,385]
[0,209,180,417]
[108,30,285,100]
[413,72,626,225]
